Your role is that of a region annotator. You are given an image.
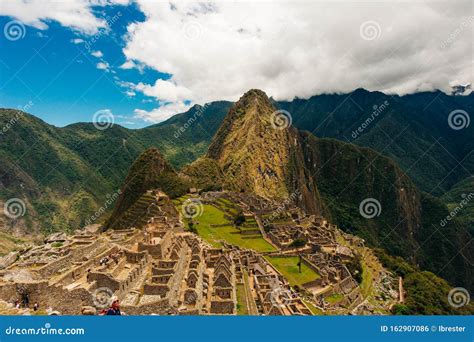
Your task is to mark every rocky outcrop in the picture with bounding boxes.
[106,148,188,230]
[0,251,18,269]
[207,89,323,215]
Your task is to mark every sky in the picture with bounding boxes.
[0,0,472,128]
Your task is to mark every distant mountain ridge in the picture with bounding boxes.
[194,89,473,292]
[0,89,472,236]
[100,88,472,295]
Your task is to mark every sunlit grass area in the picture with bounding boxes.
[265,256,320,286]
[195,205,276,252]
[236,284,249,315]
[174,197,276,253]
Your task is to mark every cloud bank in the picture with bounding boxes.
[121,0,472,121]
[0,0,129,34]
[2,0,472,123]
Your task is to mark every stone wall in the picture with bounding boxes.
[0,281,94,315]
[143,284,169,296]
[87,272,120,292]
[138,242,162,258]
[210,300,234,314]
[122,298,170,315]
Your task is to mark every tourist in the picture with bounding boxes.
[33,302,39,311]
[22,293,29,308]
[106,300,121,315]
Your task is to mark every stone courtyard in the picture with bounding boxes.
[0,190,399,315]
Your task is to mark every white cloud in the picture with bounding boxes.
[71,38,85,44]
[0,0,105,34]
[120,60,136,69]
[123,0,473,109]
[91,50,104,58]
[134,102,192,123]
[0,0,129,34]
[134,79,192,102]
[96,61,110,70]
[119,59,146,73]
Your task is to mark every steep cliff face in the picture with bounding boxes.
[207,89,323,214]
[180,157,225,191]
[299,132,473,290]
[299,132,422,254]
[106,147,188,229]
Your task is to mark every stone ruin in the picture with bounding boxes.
[0,190,397,315]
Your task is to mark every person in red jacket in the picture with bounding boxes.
[106,300,121,316]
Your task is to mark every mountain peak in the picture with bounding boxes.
[241,88,269,99]
[205,90,323,214]
[106,147,188,229]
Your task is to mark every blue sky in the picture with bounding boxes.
[0,1,471,129]
[0,3,164,128]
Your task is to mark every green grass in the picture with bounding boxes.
[265,256,320,286]
[360,260,373,298]
[184,204,276,253]
[302,299,323,315]
[172,194,190,206]
[215,198,240,215]
[325,293,344,304]
[236,284,249,315]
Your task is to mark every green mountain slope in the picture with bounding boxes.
[0,102,230,233]
[207,89,323,214]
[300,133,473,291]
[441,176,474,231]
[198,90,472,291]
[105,147,188,230]
[279,90,474,196]
[0,90,472,241]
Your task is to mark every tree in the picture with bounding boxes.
[233,212,246,226]
[289,238,306,248]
